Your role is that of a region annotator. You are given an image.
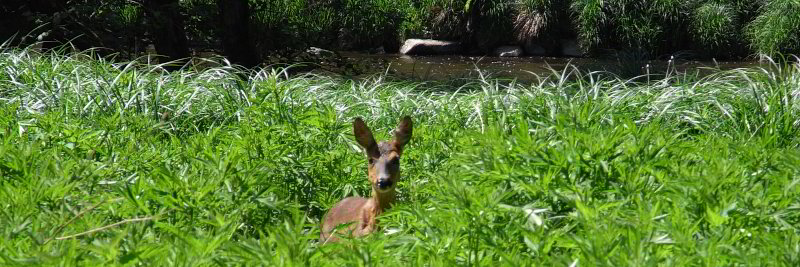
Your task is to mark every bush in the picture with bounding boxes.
[746,0,800,57]
[249,0,338,52]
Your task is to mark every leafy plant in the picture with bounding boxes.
[746,0,800,57]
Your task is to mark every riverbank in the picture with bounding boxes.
[4,0,799,64]
[250,0,800,59]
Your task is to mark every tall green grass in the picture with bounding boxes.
[1,47,799,266]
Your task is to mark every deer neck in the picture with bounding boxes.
[369,189,396,213]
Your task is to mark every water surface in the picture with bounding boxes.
[339,52,759,82]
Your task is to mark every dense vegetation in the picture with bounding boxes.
[3,0,800,61]
[2,46,799,265]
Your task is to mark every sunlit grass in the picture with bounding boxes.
[1,47,799,266]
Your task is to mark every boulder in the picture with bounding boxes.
[399,39,461,55]
[306,47,336,57]
[494,46,523,57]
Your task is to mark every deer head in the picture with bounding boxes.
[353,116,413,196]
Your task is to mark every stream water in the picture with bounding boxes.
[338,52,759,82]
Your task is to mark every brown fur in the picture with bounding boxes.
[320,116,413,243]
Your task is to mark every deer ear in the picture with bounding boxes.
[393,116,413,148]
[353,117,380,158]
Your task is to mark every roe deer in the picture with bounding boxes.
[320,116,413,243]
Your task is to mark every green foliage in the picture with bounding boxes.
[246,0,422,52]
[514,0,571,42]
[571,0,605,48]
[7,0,800,60]
[416,0,469,40]
[571,0,682,56]
[692,2,737,53]
[50,0,146,55]
[2,45,800,265]
[473,0,517,49]
[182,0,220,49]
[337,0,418,49]
[418,0,519,49]
[248,0,336,51]
[746,0,800,57]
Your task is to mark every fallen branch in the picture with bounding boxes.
[55,216,158,241]
[44,197,122,244]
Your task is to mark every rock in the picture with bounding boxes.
[523,41,546,56]
[306,47,336,57]
[494,46,523,57]
[399,39,461,55]
[560,39,582,57]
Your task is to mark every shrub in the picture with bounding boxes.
[691,2,738,56]
[746,0,800,57]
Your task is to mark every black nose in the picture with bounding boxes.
[377,178,393,189]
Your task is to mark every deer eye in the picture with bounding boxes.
[368,158,376,164]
